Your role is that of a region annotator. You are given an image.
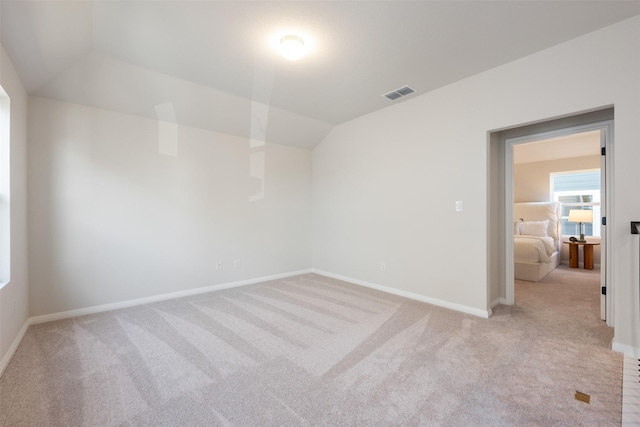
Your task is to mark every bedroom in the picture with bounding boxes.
[512,130,605,320]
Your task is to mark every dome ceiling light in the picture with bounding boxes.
[279,35,305,61]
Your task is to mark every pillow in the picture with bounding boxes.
[520,220,549,237]
[513,221,520,235]
[513,202,560,242]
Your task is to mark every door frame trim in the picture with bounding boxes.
[504,120,614,326]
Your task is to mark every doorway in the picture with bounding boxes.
[486,108,614,329]
[509,129,605,319]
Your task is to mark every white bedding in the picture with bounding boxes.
[514,235,556,263]
[513,202,562,281]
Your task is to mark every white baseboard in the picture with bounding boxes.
[29,269,313,325]
[0,320,29,378]
[612,340,640,357]
[312,269,492,318]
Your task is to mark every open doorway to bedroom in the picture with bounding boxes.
[487,108,615,332]
[513,132,602,275]
[505,121,613,320]
[510,130,605,327]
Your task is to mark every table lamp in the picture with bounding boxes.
[568,209,593,242]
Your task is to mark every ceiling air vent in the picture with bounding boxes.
[382,85,416,101]
[383,91,403,101]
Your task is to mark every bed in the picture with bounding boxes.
[513,202,562,282]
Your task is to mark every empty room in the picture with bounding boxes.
[1,1,640,425]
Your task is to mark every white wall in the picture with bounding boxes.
[0,45,29,374]
[514,155,600,203]
[312,16,640,352]
[28,97,312,317]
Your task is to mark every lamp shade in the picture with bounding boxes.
[568,209,593,223]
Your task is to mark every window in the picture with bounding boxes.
[551,170,601,237]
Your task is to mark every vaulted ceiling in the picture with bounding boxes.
[2,1,639,149]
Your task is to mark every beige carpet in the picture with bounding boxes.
[0,267,621,426]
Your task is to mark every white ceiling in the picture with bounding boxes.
[513,131,601,164]
[2,1,639,149]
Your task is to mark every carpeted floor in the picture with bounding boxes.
[0,266,621,426]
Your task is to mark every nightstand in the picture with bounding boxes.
[563,241,600,270]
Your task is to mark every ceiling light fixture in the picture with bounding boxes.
[279,35,305,61]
